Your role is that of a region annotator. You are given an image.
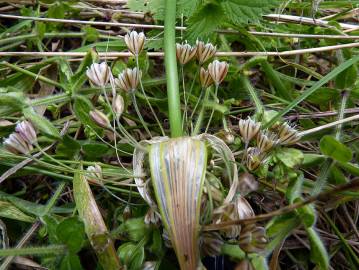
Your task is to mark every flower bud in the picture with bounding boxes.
[143,261,156,270]
[196,40,216,65]
[200,232,224,257]
[115,68,141,92]
[123,205,132,220]
[277,122,301,145]
[245,147,265,171]
[238,117,261,145]
[144,208,161,226]
[89,110,110,128]
[238,172,258,196]
[15,120,37,145]
[200,67,213,89]
[124,31,145,56]
[4,133,33,154]
[176,42,197,65]
[208,60,229,85]
[239,224,268,253]
[257,130,278,152]
[86,62,111,87]
[86,163,102,185]
[112,94,124,117]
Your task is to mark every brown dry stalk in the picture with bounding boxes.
[1,14,359,40]
[1,41,359,59]
[203,178,359,231]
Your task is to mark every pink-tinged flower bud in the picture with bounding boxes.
[124,31,145,56]
[238,117,261,145]
[112,94,125,117]
[200,67,213,89]
[115,68,141,92]
[86,62,111,87]
[15,120,37,145]
[208,60,229,85]
[4,133,33,154]
[196,40,216,65]
[86,163,102,185]
[176,42,197,65]
[89,110,110,128]
[278,122,301,145]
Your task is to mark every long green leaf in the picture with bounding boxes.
[265,54,359,128]
[149,137,207,270]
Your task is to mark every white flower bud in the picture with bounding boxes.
[196,40,216,65]
[176,42,197,65]
[15,120,37,145]
[124,31,145,56]
[89,110,110,128]
[4,133,33,154]
[112,94,124,117]
[208,60,229,85]
[86,62,111,87]
[115,68,141,92]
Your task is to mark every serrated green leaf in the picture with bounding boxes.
[221,0,277,24]
[320,135,352,163]
[186,3,225,42]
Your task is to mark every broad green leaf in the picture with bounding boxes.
[221,244,245,260]
[56,135,81,159]
[56,217,86,253]
[60,254,83,270]
[276,148,304,168]
[23,107,61,139]
[306,227,329,270]
[122,218,148,242]
[73,168,121,269]
[118,242,137,265]
[149,137,207,270]
[320,135,352,163]
[294,199,316,228]
[72,95,99,130]
[186,3,225,41]
[286,173,304,204]
[82,142,109,158]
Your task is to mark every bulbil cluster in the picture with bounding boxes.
[238,117,301,171]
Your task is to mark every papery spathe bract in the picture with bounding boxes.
[124,31,145,56]
[86,62,111,87]
[176,42,197,65]
[115,68,141,92]
[208,60,229,85]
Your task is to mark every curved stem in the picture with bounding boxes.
[131,92,152,137]
[205,84,219,133]
[135,56,165,136]
[164,0,182,138]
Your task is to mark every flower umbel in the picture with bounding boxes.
[86,62,110,87]
[115,68,141,92]
[200,67,214,89]
[176,42,197,65]
[208,60,229,85]
[278,122,301,145]
[15,121,37,145]
[124,31,145,56]
[238,117,261,145]
[196,40,217,65]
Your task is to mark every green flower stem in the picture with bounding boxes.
[205,84,219,133]
[0,245,66,257]
[135,56,165,136]
[193,88,210,136]
[41,181,66,217]
[130,92,152,137]
[164,0,182,137]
